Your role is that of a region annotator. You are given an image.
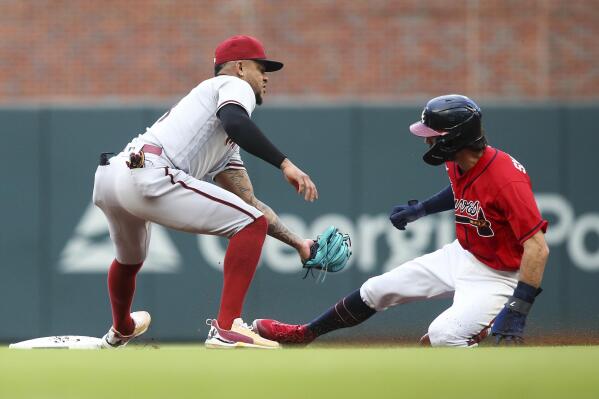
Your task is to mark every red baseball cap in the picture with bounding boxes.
[214,35,284,72]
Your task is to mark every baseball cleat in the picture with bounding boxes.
[252,319,315,345]
[101,311,151,349]
[204,318,280,349]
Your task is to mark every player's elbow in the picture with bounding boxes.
[243,193,259,207]
[533,244,550,269]
[533,237,550,261]
[523,231,549,261]
[540,242,550,261]
[222,120,244,142]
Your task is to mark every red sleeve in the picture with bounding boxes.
[496,181,548,244]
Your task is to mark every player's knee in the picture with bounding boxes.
[115,251,147,265]
[236,215,267,237]
[253,215,268,234]
[228,210,265,237]
[360,277,397,312]
[427,320,470,348]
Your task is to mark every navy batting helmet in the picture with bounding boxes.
[410,94,484,166]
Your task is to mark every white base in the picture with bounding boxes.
[9,336,103,349]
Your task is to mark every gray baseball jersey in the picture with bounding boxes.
[93,75,262,264]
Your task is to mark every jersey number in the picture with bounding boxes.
[510,156,526,174]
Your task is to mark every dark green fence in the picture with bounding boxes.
[1,104,598,342]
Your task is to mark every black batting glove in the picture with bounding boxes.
[491,281,542,345]
[389,200,426,230]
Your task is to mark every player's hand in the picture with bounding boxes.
[491,306,527,345]
[281,159,318,202]
[298,239,314,263]
[389,200,426,230]
[491,282,541,345]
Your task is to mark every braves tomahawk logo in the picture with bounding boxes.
[454,199,494,237]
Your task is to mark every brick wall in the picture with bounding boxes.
[1,0,598,103]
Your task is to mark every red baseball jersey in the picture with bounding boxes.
[446,146,548,271]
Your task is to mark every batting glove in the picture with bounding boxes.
[491,281,542,345]
[389,200,426,230]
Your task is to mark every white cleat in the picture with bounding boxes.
[204,318,280,349]
[101,311,151,349]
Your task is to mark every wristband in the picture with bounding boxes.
[513,281,541,303]
[505,296,533,315]
[505,281,542,315]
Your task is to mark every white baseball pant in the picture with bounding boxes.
[360,240,518,347]
[92,152,262,265]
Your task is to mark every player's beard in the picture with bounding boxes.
[255,92,263,106]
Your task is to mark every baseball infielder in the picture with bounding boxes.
[93,35,321,349]
[253,94,550,347]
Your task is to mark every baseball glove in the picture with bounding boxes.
[302,226,352,277]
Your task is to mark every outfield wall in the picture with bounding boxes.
[1,105,598,341]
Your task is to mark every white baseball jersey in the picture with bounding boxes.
[93,75,263,265]
[141,75,256,179]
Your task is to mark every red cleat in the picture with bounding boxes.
[252,319,315,345]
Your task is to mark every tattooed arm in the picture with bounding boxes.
[215,168,313,260]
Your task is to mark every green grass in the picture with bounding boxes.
[1,345,598,399]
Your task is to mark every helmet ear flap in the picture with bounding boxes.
[422,152,446,166]
[423,141,450,165]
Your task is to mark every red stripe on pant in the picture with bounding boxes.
[164,167,257,221]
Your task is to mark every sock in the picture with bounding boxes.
[107,259,143,335]
[307,289,377,337]
[217,216,267,330]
